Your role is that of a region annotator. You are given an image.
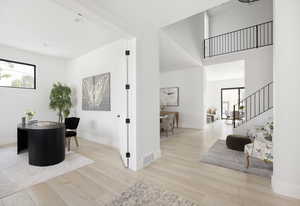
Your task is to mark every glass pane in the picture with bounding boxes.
[0,59,35,89]
[222,89,239,119]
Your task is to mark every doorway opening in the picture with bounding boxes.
[221,87,245,120]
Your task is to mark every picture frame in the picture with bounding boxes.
[160,87,179,107]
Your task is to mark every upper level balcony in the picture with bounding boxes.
[204,21,273,58]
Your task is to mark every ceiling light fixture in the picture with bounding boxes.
[238,0,259,3]
[74,13,83,23]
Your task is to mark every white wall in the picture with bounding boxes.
[163,12,205,62]
[205,78,244,119]
[209,0,273,36]
[0,44,67,145]
[272,0,300,199]
[204,46,273,97]
[66,40,128,149]
[160,67,205,129]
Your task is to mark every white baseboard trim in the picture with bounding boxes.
[136,149,161,171]
[272,175,300,199]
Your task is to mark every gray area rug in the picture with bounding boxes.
[106,181,199,206]
[200,140,272,178]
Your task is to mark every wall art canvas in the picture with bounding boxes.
[82,72,111,111]
[160,87,179,106]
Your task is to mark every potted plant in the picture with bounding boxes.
[49,82,72,123]
[25,110,35,121]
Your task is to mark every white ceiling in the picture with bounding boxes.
[75,0,230,28]
[205,60,245,81]
[0,0,124,59]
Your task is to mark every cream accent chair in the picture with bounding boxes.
[244,131,273,168]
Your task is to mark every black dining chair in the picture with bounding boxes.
[65,117,80,151]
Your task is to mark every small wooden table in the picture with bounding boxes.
[160,111,179,128]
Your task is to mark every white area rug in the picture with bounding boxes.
[0,146,94,198]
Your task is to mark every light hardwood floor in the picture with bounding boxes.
[1,123,299,206]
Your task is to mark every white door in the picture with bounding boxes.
[114,47,128,168]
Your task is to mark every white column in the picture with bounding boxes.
[272,0,300,199]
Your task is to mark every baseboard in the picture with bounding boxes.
[272,175,300,199]
[78,134,119,150]
[136,149,161,171]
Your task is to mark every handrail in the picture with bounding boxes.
[204,21,273,58]
[233,82,273,128]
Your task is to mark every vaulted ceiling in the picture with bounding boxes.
[0,0,230,60]
[0,0,124,58]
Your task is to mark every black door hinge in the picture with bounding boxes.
[126,118,130,124]
[125,84,130,90]
[126,152,130,158]
[125,50,130,56]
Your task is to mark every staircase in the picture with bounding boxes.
[233,82,273,128]
[204,21,273,58]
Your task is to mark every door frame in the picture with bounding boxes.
[221,87,245,120]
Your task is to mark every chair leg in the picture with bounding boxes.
[74,136,79,147]
[245,154,250,168]
[67,137,71,152]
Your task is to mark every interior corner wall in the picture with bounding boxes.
[0,44,67,145]
[160,67,205,130]
[163,12,205,60]
[65,40,128,150]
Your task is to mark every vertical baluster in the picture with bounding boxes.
[231,32,233,53]
[271,21,273,44]
[267,22,269,45]
[256,25,259,48]
[260,24,262,47]
[252,26,254,48]
[243,100,245,124]
[259,88,261,114]
[209,38,211,57]
[204,39,206,58]
[246,28,248,49]
[225,34,227,54]
[249,95,252,120]
[263,24,266,46]
[254,93,256,117]
[217,35,219,55]
[263,86,265,112]
[246,98,248,122]
[214,37,216,56]
[233,105,236,128]
[268,83,270,109]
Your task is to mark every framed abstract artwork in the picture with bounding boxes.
[82,72,111,111]
[160,87,179,106]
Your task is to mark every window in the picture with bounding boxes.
[0,58,36,89]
